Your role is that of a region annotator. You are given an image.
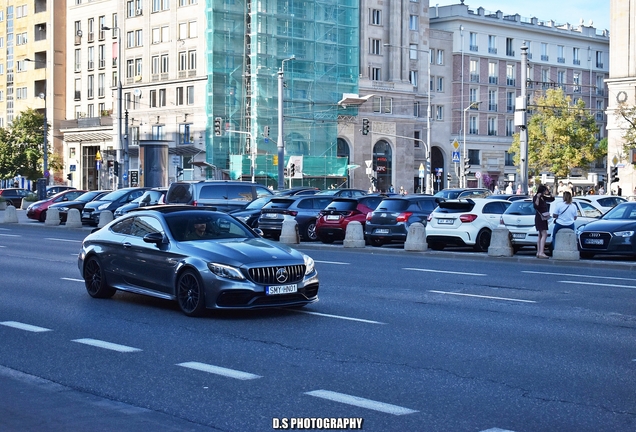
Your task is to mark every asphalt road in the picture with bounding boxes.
[0,213,635,431]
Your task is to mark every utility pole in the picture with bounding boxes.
[518,44,529,194]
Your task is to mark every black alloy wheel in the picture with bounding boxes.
[474,229,492,252]
[84,256,116,298]
[176,270,206,317]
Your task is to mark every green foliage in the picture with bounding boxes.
[0,108,52,180]
[616,102,636,154]
[510,88,601,184]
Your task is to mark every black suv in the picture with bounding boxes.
[364,196,440,247]
[81,187,149,226]
[165,181,273,212]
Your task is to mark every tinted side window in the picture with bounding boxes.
[127,190,146,202]
[255,186,274,197]
[110,217,134,235]
[199,185,227,199]
[314,198,333,209]
[167,184,193,203]
[483,202,506,214]
[130,216,163,238]
[417,199,437,212]
[376,200,409,212]
[296,199,313,209]
[226,185,253,201]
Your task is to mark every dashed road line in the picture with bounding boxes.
[305,390,418,415]
[404,267,487,276]
[0,321,52,332]
[62,277,84,282]
[429,290,536,303]
[523,270,636,282]
[480,428,517,432]
[0,233,20,237]
[45,238,82,243]
[288,309,385,325]
[177,362,262,380]
[315,260,350,265]
[559,280,636,290]
[72,338,141,353]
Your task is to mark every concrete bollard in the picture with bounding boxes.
[65,208,83,228]
[487,226,513,257]
[552,228,579,260]
[45,207,61,226]
[98,210,114,228]
[343,221,365,248]
[2,205,18,223]
[279,217,300,244]
[404,222,427,251]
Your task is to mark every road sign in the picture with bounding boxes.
[452,151,460,163]
[69,164,76,172]
[365,159,372,168]
[612,155,619,166]
[419,163,425,178]
[475,171,482,179]
[452,140,459,150]
[95,151,102,161]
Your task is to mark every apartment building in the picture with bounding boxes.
[0,0,66,186]
[431,3,609,190]
[606,0,636,197]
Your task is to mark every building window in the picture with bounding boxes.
[469,88,478,104]
[98,45,105,68]
[178,51,187,71]
[75,49,81,72]
[127,31,134,48]
[74,78,81,100]
[161,54,169,73]
[573,47,580,65]
[370,39,381,55]
[88,18,94,42]
[179,123,192,144]
[188,50,196,70]
[488,90,497,111]
[505,118,514,136]
[152,27,160,44]
[506,91,515,113]
[468,149,480,165]
[187,86,194,104]
[541,68,549,89]
[573,72,581,92]
[409,71,418,87]
[152,125,165,140]
[414,130,421,148]
[541,43,548,61]
[437,50,443,65]
[150,90,157,107]
[372,96,392,113]
[87,46,94,70]
[596,75,604,95]
[409,44,418,60]
[159,88,166,106]
[488,35,497,54]
[469,32,478,51]
[16,87,27,100]
[409,15,418,31]
[87,75,94,99]
[371,67,381,81]
[488,62,497,84]
[87,104,94,118]
[152,0,170,12]
[136,29,143,47]
[506,64,515,86]
[469,116,478,134]
[595,51,603,68]
[176,87,184,105]
[98,73,105,97]
[505,151,515,165]
[436,105,443,121]
[557,45,565,63]
[98,16,105,40]
[437,77,444,92]
[557,70,566,89]
[488,117,497,136]
[371,9,381,25]
[152,56,159,74]
[470,59,479,82]
[413,101,420,117]
[505,38,514,56]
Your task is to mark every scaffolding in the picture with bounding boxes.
[206,0,359,184]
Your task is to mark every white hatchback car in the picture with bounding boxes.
[572,195,627,213]
[500,198,604,252]
[426,198,512,252]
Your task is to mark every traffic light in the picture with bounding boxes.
[362,118,370,135]
[67,173,73,181]
[463,158,471,175]
[214,117,222,136]
[176,167,184,177]
[610,166,619,183]
[113,161,119,176]
[290,163,295,177]
[447,173,451,182]
[263,126,269,137]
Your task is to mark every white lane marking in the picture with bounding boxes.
[305,390,418,415]
[315,260,350,265]
[177,362,261,380]
[0,245,5,248]
[404,267,487,276]
[481,429,517,432]
[429,290,536,303]
[0,233,20,237]
[0,321,52,332]
[559,280,636,290]
[45,238,82,243]
[288,309,385,325]
[72,338,141,353]
[62,277,84,282]
[524,270,636,282]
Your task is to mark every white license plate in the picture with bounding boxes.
[326,215,340,221]
[263,213,280,219]
[512,233,525,239]
[266,284,298,295]
[584,238,604,245]
[374,228,389,234]
[438,219,454,225]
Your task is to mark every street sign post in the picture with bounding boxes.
[452,151,460,163]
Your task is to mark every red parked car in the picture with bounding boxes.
[315,196,387,243]
[26,189,87,222]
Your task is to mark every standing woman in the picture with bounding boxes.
[533,184,555,258]
[551,191,577,252]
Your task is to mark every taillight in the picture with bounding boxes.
[459,214,477,223]
[192,200,198,206]
[366,212,373,221]
[499,216,504,225]
[284,210,298,216]
[396,212,412,222]
[427,214,433,222]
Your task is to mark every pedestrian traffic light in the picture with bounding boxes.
[290,163,295,177]
[362,118,370,135]
[113,161,119,176]
[263,126,269,137]
[67,173,73,181]
[214,117,222,136]
[176,167,184,177]
[610,166,619,183]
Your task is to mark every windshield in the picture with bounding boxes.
[165,212,255,241]
[602,203,636,220]
[75,191,106,202]
[374,199,409,212]
[434,190,461,199]
[504,201,535,216]
[244,196,272,210]
[97,189,130,202]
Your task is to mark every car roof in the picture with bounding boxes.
[129,204,221,214]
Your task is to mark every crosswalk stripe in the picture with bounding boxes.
[305,390,418,415]
[177,362,262,380]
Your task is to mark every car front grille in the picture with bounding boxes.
[579,231,612,250]
[248,265,306,285]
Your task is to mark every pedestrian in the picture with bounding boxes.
[551,191,577,253]
[557,181,567,196]
[533,184,555,259]
[493,185,500,194]
[516,185,522,195]
[389,184,395,193]
[399,186,405,195]
[598,186,605,195]
[505,183,513,194]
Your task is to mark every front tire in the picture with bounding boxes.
[176,270,206,317]
[580,251,595,259]
[84,256,116,298]
[474,229,492,252]
[38,210,47,222]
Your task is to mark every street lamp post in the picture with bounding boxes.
[101,25,125,189]
[462,101,481,187]
[277,56,295,190]
[383,44,432,194]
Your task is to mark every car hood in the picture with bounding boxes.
[83,199,113,209]
[176,237,305,266]
[580,219,636,232]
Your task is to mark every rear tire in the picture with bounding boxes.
[304,220,318,241]
[84,256,116,299]
[474,229,491,252]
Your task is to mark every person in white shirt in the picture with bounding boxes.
[551,191,578,252]
[505,183,513,194]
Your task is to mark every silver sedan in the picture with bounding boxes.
[78,206,319,316]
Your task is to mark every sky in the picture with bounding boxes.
[432,1,611,31]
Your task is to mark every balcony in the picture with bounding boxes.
[557,57,565,63]
[596,112,604,121]
[470,45,478,52]
[87,61,94,70]
[596,89,605,96]
[488,129,497,136]
[470,73,480,83]
[506,78,516,86]
[541,55,549,61]
[506,50,515,57]
[488,104,498,112]
[506,105,514,113]
[469,128,479,135]
[596,62,604,69]
[488,47,498,54]
[573,59,581,65]
[99,59,106,69]
[489,76,498,84]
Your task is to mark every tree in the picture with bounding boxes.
[509,88,601,188]
[615,102,636,153]
[0,108,60,180]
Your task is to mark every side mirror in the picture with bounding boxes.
[143,232,166,244]
[253,228,264,237]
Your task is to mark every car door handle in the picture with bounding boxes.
[123,242,132,248]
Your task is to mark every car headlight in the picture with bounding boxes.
[613,231,634,237]
[303,254,315,275]
[97,203,110,210]
[207,262,245,280]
